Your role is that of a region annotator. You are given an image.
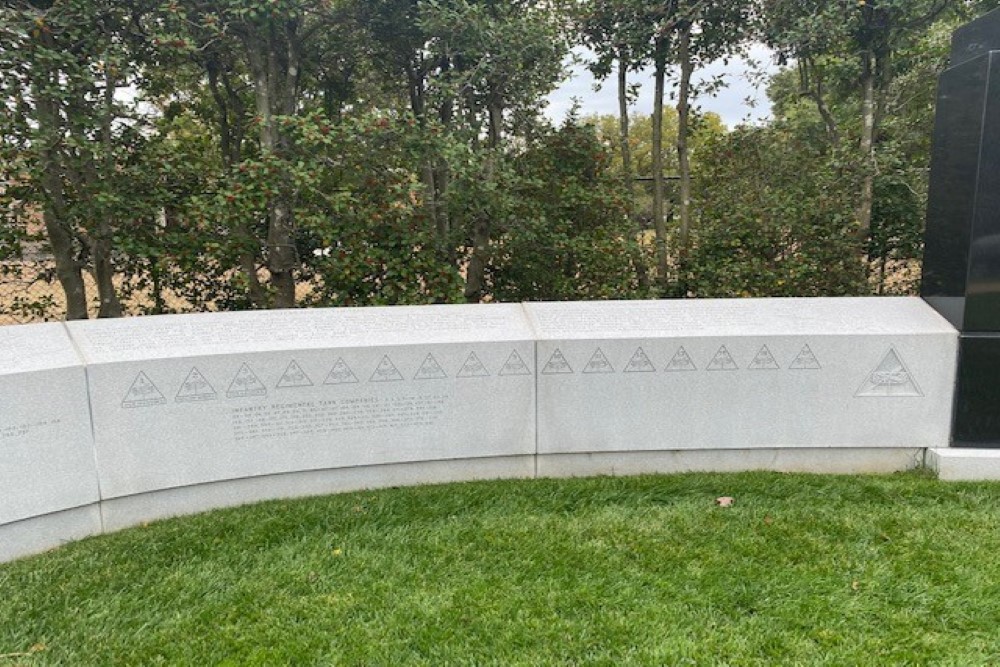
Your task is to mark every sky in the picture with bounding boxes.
[545,44,779,129]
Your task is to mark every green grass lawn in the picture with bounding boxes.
[3,471,1000,665]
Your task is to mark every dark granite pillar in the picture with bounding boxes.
[922,8,1000,447]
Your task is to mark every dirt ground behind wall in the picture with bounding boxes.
[0,256,921,326]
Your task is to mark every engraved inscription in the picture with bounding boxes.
[75,309,518,357]
[624,347,656,373]
[707,346,739,371]
[749,345,780,370]
[227,364,267,398]
[457,352,490,378]
[856,348,923,398]
[176,367,217,403]
[583,348,615,374]
[665,347,697,372]
[790,345,821,370]
[370,356,404,382]
[230,394,448,442]
[542,349,574,375]
[0,417,63,441]
[531,307,766,334]
[0,326,76,373]
[122,372,166,408]
[499,350,532,376]
[414,354,448,380]
[276,360,313,389]
[325,358,359,385]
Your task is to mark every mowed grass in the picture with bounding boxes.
[3,472,1000,665]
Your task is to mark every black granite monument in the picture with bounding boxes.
[923,7,1000,447]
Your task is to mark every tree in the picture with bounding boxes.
[358,0,454,255]
[491,119,646,301]
[285,111,464,307]
[669,1,755,295]
[0,0,152,318]
[689,124,867,297]
[762,0,956,263]
[587,110,725,231]
[576,0,654,289]
[577,0,648,193]
[417,0,569,303]
[150,0,355,308]
[580,0,754,295]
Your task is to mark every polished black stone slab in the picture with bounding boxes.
[923,12,1000,449]
[952,8,1000,67]
[923,51,1000,333]
[953,336,1000,447]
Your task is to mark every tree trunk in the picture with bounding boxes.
[207,56,265,308]
[33,80,89,320]
[91,236,121,318]
[651,38,670,293]
[858,49,877,262]
[406,63,425,120]
[94,64,123,318]
[42,210,88,320]
[206,57,234,167]
[618,52,649,291]
[246,29,298,309]
[266,187,297,310]
[434,160,451,259]
[464,218,492,303]
[618,55,633,184]
[801,58,840,148]
[675,23,694,297]
[434,85,454,261]
[464,100,502,303]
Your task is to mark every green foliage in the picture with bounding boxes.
[689,125,867,297]
[158,111,466,309]
[490,120,646,301]
[587,110,727,234]
[588,111,726,179]
[0,0,147,316]
[418,0,569,121]
[763,0,956,62]
[574,0,654,78]
[5,0,1000,318]
[131,111,260,312]
[289,112,465,306]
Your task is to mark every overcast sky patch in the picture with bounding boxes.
[545,44,779,129]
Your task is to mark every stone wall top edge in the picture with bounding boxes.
[0,322,85,376]
[64,302,537,365]
[523,297,958,340]
[6,298,959,368]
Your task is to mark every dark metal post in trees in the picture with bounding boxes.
[922,8,1000,447]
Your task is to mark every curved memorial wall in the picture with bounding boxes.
[526,298,958,476]
[0,324,101,563]
[1,298,959,562]
[66,304,537,534]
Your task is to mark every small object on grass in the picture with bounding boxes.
[0,644,46,659]
[716,496,735,507]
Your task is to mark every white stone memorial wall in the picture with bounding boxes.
[525,298,959,476]
[0,298,965,563]
[66,305,536,528]
[0,324,101,562]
